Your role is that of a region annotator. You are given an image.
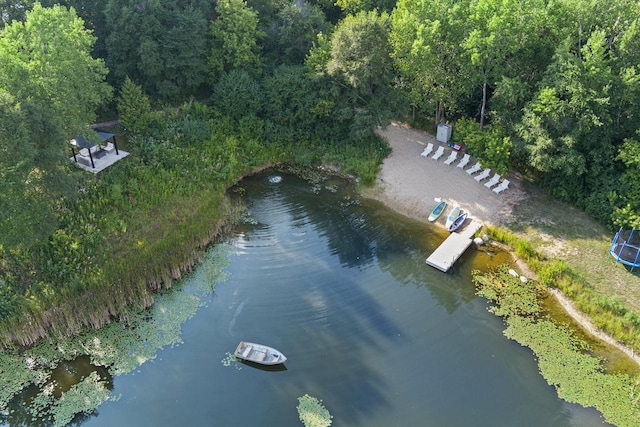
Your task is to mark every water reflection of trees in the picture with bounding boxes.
[233,171,478,423]
[240,172,475,315]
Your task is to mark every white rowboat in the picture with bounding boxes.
[234,341,287,365]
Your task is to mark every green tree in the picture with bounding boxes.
[159,6,209,98]
[391,0,472,125]
[0,0,32,28]
[0,2,112,138]
[455,118,512,175]
[263,1,328,66]
[612,137,640,228]
[326,11,392,101]
[0,91,74,249]
[117,77,153,134]
[262,65,341,144]
[335,0,395,15]
[612,18,640,138]
[516,31,617,216]
[209,0,264,82]
[463,0,531,129]
[319,10,401,138]
[211,69,264,122]
[104,0,211,99]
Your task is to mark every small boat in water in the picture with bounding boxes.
[234,341,287,365]
[428,199,447,222]
[448,212,468,233]
[445,205,460,229]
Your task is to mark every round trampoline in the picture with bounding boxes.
[610,228,640,271]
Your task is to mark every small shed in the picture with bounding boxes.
[436,123,452,144]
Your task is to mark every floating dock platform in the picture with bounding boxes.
[426,221,483,272]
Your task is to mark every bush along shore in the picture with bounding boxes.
[473,263,640,426]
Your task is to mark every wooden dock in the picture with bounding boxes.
[426,221,483,272]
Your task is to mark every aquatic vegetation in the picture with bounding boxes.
[220,352,242,370]
[49,372,111,427]
[474,265,640,427]
[296,394,332,427]
[0,350,52,415]
[70,290,201,376]
[192,245,231,295]
[339,195,360,208]
[484,225,640,358]
[0,244,232,422]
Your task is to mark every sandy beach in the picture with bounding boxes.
[363,121,640,367]
[362,121,526,227]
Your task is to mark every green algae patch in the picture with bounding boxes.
[221,351,242,369]
[0,244,231,423]
[50,371,113,427]
[297,394,333,427]
[474,265,640,427]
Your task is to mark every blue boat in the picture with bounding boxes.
[447,212,468,233]
[428,199,447,222]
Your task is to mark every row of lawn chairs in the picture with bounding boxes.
[421,142,510,194]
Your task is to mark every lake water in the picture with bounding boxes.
[10,171,609,426]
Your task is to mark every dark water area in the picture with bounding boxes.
[14,171,610,426]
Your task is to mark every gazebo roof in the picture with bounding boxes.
[70,130,115,149]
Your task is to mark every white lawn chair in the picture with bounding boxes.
[456,153,470,169]
[466,162,481,175]
[474,168,491,182]
[421,142,434,157]
[443,151,458,166]
[484,173,501,188]
[431,146,445,161]
[493,179,510,194]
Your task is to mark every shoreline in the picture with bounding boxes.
[363,121,640,368]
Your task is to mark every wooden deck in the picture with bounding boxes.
[426,221,482,272]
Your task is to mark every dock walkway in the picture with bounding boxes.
[426,221,482,272]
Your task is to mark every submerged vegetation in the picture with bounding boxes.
[473,265,640,427]
[0,245,230,425]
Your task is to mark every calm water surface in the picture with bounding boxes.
[82,172,607,426]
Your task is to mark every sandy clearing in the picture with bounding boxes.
[362,121,640,367]
[362,122,527,228]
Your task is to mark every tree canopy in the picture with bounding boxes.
[209,0,264,82]
[0,2,111,248]
[0,2,111,137]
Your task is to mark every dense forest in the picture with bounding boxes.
[1,0,640,346]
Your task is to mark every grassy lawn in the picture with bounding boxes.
[505,183,640,314]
